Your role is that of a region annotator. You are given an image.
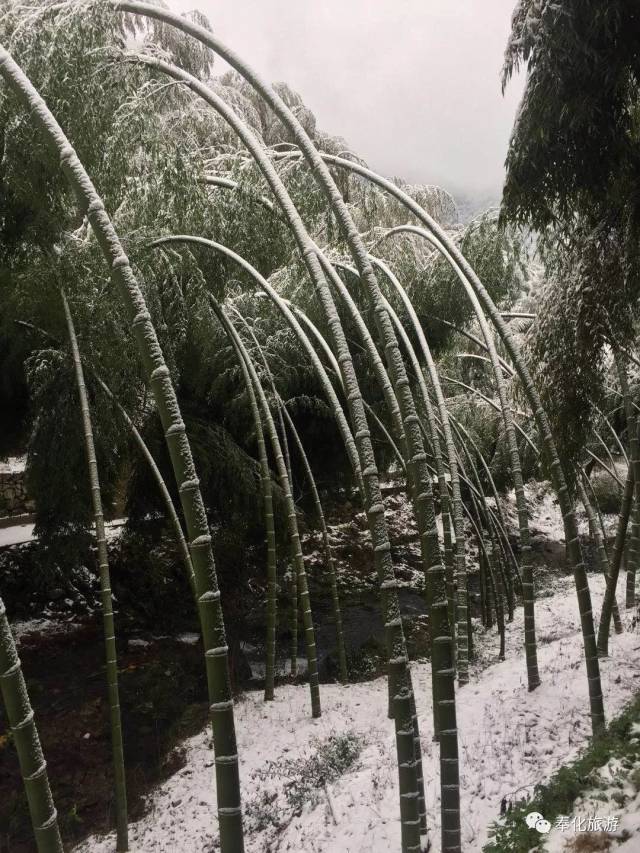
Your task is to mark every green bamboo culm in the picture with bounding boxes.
[150,236,362,693]
[383,223,539,687]
[220,309,278,702]
[355,270,457,737]
[230,307,348,685]
[254,288,429,829]
[292,150,604,734]
[150,237,363,496]
[211,297,321,718]
[120,33,423,848]
[370,255,470,684]
[0,598,63,853]
[280,405,348,684]
[330,257,457,653]
[626,496,639,608]
[61,290,128,851]
[0,49,245,851]
[576,473,622,633]
[598,354,639,653]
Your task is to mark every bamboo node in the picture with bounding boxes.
[210,700,234,712]
[112,253,129,270]
[24,760,47,782]
[86,198,104,215]
[206,645,229,658]
[12,709,35,731]
[59,144,74,164]
[199,589,221,602]
[166,420,186,436]
[132,310,151,327]
[37,809,59,831]
[0,659,21,679]
[151,365,170,381]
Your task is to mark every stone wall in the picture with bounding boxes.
[0,458,34,519]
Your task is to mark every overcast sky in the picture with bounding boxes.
[168,1,525,202]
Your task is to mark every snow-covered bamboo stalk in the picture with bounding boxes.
[626,497,639,608]
[216,310,279,701]
[449,414,521,593]
[151,235,363,494]
[576,474,622,633]
[332,259,458,649]
[370,255,469,684]
[118,32,425,850]
[61,290,128,851]
[232,309,349,683]
[0,598,63,853]
[228,306,345,685]
[0,48,245,850]
[279,149,602,732]
[13,319,197,597]
[211,296,321,717]
[383,224,539,689]
[599,356,639,653]
[280,403,349,683]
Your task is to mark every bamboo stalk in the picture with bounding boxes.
[62,290,128,851]
[0,598,63,853]
[211,297,321,718]
[0,49,245,850]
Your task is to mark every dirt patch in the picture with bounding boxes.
[0,622,209,852]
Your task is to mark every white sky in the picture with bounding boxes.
[168,1,525,200]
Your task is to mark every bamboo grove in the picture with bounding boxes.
[0,2,639,852]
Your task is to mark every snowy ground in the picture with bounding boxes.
[544,748,640,853]
[0,455,26,474]
[0,519,36,548]
[74,573,640,853]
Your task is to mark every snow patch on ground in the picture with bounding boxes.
[74,574,640,853]
[0,517,127,549]
[545,753,640,852]
[500,481,620,545]
[0,521,36,549]
[0,455,26,474]
[10,617,81,646]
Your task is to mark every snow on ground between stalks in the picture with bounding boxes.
[544,752,640,853]
[75,574,640,853]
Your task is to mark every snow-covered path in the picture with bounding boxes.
[75,574,640,853]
